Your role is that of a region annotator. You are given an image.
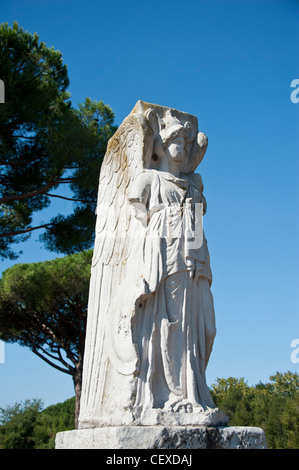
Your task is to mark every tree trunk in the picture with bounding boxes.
[73,363,83,429]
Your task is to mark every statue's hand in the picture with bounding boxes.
[130,200,148,227]
[186,258,205,280]
[194,260,205,281]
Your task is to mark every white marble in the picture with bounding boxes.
[78,101,228,429]
[56,426,267,449]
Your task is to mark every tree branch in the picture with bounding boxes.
[0,178,60,204]
[57,347,76,369]
[0,223,54,238]
[30,310,79,367]
[39,343,75,370]
[56,178,78,183]
[32,347,74,375]
[0,155,43,167]
[12,134,37,140]
[44,193,87,203]
[31,311,67,349]
[38,344,64,363]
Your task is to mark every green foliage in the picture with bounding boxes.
[34,397,75,449]
[0,22,116,259]
[0,250,92,427]
[39,97,116,255]
[0,250,92,355]
[0,397,75,449]
[211,371,299,449]
[0,373,297,449]
[0,399,43,449]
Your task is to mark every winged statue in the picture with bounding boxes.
[78,101,228,428]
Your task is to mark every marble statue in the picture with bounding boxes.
[78,101,228,428]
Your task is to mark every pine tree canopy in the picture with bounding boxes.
[0,22,116,259]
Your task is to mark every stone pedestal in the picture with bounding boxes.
[55,426,267,449]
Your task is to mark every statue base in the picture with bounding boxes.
[55,425,267,449]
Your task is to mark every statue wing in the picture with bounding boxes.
[92,112,153,270]
[81,111,154,399]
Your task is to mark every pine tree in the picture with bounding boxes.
[0,250,92,427]
[0,22,116,259]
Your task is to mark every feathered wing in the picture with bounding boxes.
[79,112,154,419]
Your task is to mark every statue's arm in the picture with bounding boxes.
[128,171,152,226]
[188,172,207,214]
[185,173,208,278]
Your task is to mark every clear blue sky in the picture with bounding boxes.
[0,0,298,409]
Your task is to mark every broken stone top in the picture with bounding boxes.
[129,100,208,174]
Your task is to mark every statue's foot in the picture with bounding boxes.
[172,400,193,413]
[164,397,194,413]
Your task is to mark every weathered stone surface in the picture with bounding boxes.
[55,426,267,449]
[78,101,228,429]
